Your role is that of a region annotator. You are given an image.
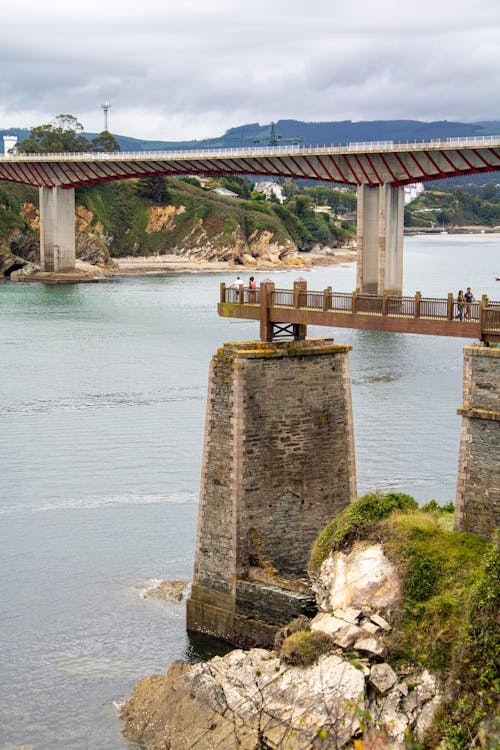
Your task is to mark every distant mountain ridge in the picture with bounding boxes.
[2,119,500,153]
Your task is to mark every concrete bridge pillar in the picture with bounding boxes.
[455,345,499,539]
[39,186,76,272]
[356,183,404,295]
[187,338,357,647]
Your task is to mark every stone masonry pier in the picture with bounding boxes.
[186,338,357,647]
[455,345,499,539]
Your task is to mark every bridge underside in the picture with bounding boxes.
[1,139,497,276]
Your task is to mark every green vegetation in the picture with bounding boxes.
[405,186,500,228]
[309,492,498,748]
[309,491,418,571]
[0,182,37,237]
[14,115,121,154]
[280,630,336,667]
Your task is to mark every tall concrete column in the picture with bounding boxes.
[356,183,404,295]
[39,186,76,272]
[187,338,357,647]
[455,345,499,539]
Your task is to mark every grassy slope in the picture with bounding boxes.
[309,492,499,749]
[1,177,353,258]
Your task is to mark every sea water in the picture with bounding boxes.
[0,234,498,749]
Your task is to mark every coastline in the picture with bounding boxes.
[9,247,357,283]
[110,248,358,275]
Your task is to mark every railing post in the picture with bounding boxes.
[294,278,307,308]
[447,292,454,321]
[479,295,489,340]
[238,283,244,305]
[383,291,390,316]
[220,282,226,303]
[352,288,359,314]
[323,285,332,312]
[415,290,421,319]
[259,281,275,342]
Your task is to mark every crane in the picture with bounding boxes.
[253,122,303,147]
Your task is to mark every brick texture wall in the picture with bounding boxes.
[455,345,500,538]
[189,338,357,642]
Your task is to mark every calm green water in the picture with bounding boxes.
[0,234,498,749]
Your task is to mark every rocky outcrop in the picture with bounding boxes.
[75,206,117,269]
[311,541,402,613]
[174,221,305,267]
[121,544,442,749]
[0,249,38,278]
[121,612,441,749]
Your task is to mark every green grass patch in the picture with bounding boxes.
[309,491,418,572]
[280,630,335,667]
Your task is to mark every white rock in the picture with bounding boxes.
[354,636,388,660]
[310,613,350,636]
[333,607,362,624]
[370,612,393,631]
[314,542,402,612]
[414,695,442,739]
[360,620,381,635]
[369,663,398,693]
[334,624,363,649]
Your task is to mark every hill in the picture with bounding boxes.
[3,119,500,153]
[0,176,356,276]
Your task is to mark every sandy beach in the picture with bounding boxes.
[112,248,358,275]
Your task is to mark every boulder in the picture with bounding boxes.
[313,542,402,612]
[369,663,398,693]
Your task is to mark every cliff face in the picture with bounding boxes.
[0,195,309,274]
[121,494,497,750]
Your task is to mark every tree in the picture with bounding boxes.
[14,114,120,154]
[90,130,121,153]
[135,176,171,205]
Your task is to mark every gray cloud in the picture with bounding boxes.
[1,0,499,140]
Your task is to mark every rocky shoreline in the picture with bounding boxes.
[121,541,442,750]
[5,246,358,283]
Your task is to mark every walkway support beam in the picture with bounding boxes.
[39,186,76,272]
[356,183,404,295]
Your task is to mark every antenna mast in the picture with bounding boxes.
[101,102,111,132]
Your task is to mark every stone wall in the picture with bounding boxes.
[455,345,500,538]
[187,338,357,646]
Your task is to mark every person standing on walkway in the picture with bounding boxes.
[464,287,475,319]
[456,290,465,321]
[248,276,257,303]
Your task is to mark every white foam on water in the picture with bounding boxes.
[138,578,164,599]
[0,491,198,516]
[33,491,198,513]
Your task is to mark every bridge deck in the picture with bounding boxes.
[218,284,500,343]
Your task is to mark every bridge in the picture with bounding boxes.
[218,280,500,344]
[1,136,499,288]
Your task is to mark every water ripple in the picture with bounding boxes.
[0,386,204,417]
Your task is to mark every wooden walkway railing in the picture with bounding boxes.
[219,282,500,344]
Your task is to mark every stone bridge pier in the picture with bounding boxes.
[39,186,76,272]
[186,338,357,647]
[455,345,499,538]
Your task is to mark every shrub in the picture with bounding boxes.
[280,631,335,667]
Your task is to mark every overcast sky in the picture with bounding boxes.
[1,0,499,141]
